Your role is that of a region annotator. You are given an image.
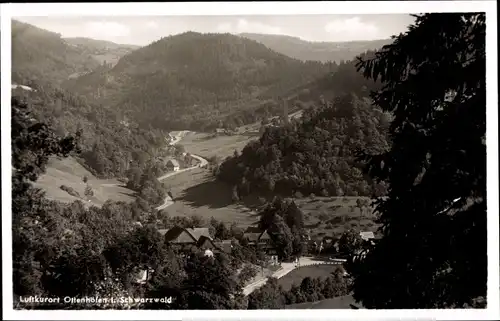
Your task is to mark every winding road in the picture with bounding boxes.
[155,131,208,211]
[100,131,208,210]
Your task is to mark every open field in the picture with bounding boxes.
[178,132,257,160]
[160,168,260,227]
[33,129,380,240]
[32,156,135,207]
[160,165,379,234]
[277,265,342,291]
[294,196,380,239]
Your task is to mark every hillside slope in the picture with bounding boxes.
[222,50,381,130]
[32,156,135,206]
[11,20,101,85]
[240,33,392,63]
[64,37,140,70]
[12,82,167,179]
[216,51,390,199]
[64,32,335,131]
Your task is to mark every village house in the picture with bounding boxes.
[159,226,210,243]
[215,128,226,135]
[243,227,276,255]
[157,226,235,256]
[198,236,234,255]
[359,231,382,246]
[165,159,180,172]
[359,231,375,241]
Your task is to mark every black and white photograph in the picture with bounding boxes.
[1,1,498,320]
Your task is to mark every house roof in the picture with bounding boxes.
[244,226,262,233]
[186,228,211,241]
[259,230,271,240]
[359,231,375,241]
[162,226,212,244]
[244,228,271,242]
[158,229,169,236]
[163,226,197,244]
[243,226,262,242]
[198,235,217,249]
[166,159,180,167]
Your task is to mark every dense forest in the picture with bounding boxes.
[64,32,338,131]
[12,85,167,181]
[11,102,332,308]
[217,56,390,198]
[221,51,381,130]
[11,97,224,308]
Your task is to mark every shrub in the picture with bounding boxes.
[239,264,259,285]
[329,205,342,212]
[318,212,330,221]
[84,185,94,197]
[60,185,80,198]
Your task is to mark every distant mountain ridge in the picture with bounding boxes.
[64,37,140,69]
[12,20,101,85]
[64,31,335,131]
[239,33,392,63]
[11,20,139,84]
[63,37,140,51]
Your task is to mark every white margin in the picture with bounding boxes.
[1,1,498,320]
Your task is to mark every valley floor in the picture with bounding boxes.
[35,130,379,238]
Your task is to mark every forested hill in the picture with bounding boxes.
[12,83,167,180]
[240,33,392,63]
[11,20,101,85]
[216,52,389,198]
[217,93,391,199]
[221,50,382,133]
[63,32,336,131]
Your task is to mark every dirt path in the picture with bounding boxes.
[242,257,334,296]
[155,132,208,210]
[98,131,208,211]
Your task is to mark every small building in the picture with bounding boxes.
[161,226,213,252]
[162,226,198,249]
[359,231,375,241]
[166,159,180,172]
[134,267,155,285]
[243,227,276,254]
[198,235,218,251]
